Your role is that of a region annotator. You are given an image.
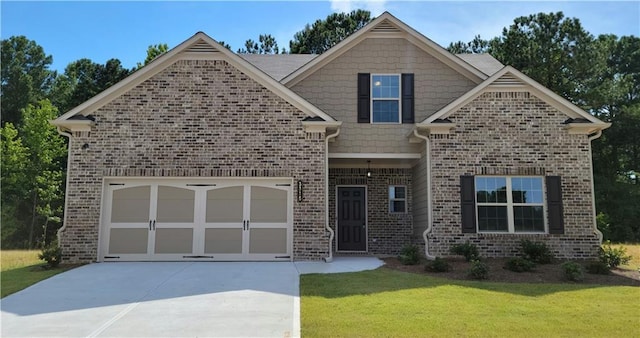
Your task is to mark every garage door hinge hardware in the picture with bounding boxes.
[276,184,291,187]
[109,183,125,186]
[186,184,216,187]
[275,256,291,259]
[183,255,215,259]
[104,256,120,259]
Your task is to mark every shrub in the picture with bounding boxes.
[504,257,536,272]
[468,259,489,280]
[39,244,62,268]
[519,239,553,264]
[599,241,632,269]
[398,244,420,265]
[561,261,584,282]
[450,241,480,262]
[425,257,451,272]
[586,261,610,275]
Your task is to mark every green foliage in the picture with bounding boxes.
[519,239,553,264]
[38,243,62,268]
[289,10,372,54]
[398,244,420,265]
[599,241,632,269]
[561,261,584,282]
[586,261,610,275]
[136,43,169,68]
[1,36,54,126]
[450,241,480,262]
[237,34,281,54]
[468,259,489,280]
[504,257,536,272]
[425,257,451,272]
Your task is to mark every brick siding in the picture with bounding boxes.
[428,91,600,259]
[60,59,327,263]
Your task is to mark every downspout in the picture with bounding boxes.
[55,126,73,245]
[324,127,340,262]
[413,129,436,260]
[588,130,603,243]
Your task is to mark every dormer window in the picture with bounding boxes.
[372,75,400,123]
[358,73,414,124]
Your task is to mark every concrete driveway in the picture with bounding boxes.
[1,258,383,338]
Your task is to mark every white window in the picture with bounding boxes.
[389,186,407,213]
[475,177,545,233]
[371,74,401,123]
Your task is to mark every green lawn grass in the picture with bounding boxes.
[301,268,640,338]
[1,250,73,298]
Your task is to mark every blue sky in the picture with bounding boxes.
[2,1,639,73]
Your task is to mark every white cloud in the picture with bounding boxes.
[330,0,388,16]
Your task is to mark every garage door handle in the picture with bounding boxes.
[149,220,152,230]
[152,220,156,230]
[247,220,250,230]
[243,220,246,231]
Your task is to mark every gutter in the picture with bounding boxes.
[54,126,73,245]
[412,129,436,260]
[324,127,341,262]
[588,130,604,243]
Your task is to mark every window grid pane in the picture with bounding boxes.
[477,206,508,232]
[372,75,399,99]
[372,100,399,122]
[389,186,406,213]
[514,206,544,232]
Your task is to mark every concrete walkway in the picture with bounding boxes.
[1,257,383,338]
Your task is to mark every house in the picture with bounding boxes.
[51,12,610,263]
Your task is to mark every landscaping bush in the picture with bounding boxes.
[599,241,632,269]
[398,244,420,265]
[504,257,536,272]
[425,257,451,272]
[586,261,610,275]
[468,259,489,280]
[561,261,584,282]
[450,241,480,262]
[519,239,553,264]
[39,244,62,268]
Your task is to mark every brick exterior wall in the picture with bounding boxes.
[291,38,477,154]
[329,168,413,255]
[428,91,600,259]
[60,59,327,263]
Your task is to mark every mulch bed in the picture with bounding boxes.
[382,257,640,286]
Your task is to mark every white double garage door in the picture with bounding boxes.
[100,178,293,261]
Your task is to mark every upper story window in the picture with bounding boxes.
[475,176,545,233]
[372,75,400,123]
[357,73,414,124]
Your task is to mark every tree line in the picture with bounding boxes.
[1,10,638,250]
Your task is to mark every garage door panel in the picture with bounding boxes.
[111,186,150,223]
[249,228,287,254]
[250,187,287,223]
[109,228,149,254]
[156,186,195,223]
[154,228,194,254]
[204,228,243,254]
[206,186,244,223]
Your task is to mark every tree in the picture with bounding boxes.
[1,36,55,126]
[50,58,132,113]
[289,10,373,54]
[0,123,29,247]
[237,34,281,54]
[447,35,489,54]
[488,12,595,101]
[216,40,232,50]
[136,43,169,68]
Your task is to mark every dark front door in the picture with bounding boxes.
[337,187,366,251]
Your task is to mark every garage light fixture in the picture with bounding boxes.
[367,160,372,178]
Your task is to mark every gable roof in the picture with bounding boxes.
[281,12,489,87]
[52,32,335,130]
[240,54,317,81]
[419,66,610,133]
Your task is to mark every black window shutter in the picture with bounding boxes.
[357,73,370,123]
[460,175,477,233]
[401,73,414,123]
[546,176,564,234]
